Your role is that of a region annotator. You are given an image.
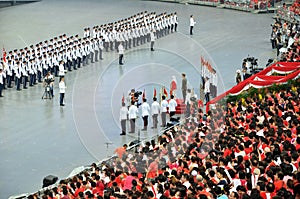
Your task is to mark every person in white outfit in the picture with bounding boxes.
[168,95,177,119]
[204,77,210,104]
[141,98,150,131]
[119,102,128,135]
[118,42,124,65]
[160,95,168,127]
[150,29,156,51]
[128,101,138,133]
[59,77,66,106]
[151,97,160,129]
[190,15,196,35]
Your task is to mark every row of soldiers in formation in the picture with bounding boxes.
[0,11,178,91]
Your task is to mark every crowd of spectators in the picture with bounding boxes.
[25,81,300,199]
[270,15,300,61]
[289,0,300,16]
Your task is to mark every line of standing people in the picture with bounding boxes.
[119,94,178,136]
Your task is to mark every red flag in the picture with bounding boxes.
[163,87,168,97]
[121,93,125,103]
[2,48,7,63]
[153,88,157,97]
[142,89,145,99]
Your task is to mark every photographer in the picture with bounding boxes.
[129,89,142,107]
[44,71,54,98]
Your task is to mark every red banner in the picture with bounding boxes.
[206,62,300,112]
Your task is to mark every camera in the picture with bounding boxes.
[44,77,54,85]
[129,89,142,107]
[134,91,142,98]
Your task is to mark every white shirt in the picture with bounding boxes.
[168,99,177,112]
[120,106,128,121]
[204,80,210,93]
[190,17,196,27]
[150,31,156,42]
[141,102,150,117]
[161,99,168,112]
[128,105,138,119]
[0,72,5,84]
[118,44,124,55]
[151,101,160,115]
[185,92,191,105]
[59,80,66,93]
[58,63,65,76]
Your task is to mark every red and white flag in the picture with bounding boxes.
[2,48,7,70]
[153,88,157,97]
[2,48,7,63]
[163,87,168,97]
[142,89,145,99]
[121,93,125,103]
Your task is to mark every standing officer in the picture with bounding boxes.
[118,42,124,65]
[151,97,160,129]
[128,100,138,133]
[189,15,196,35]
[59,77,66,106]
[141,98,150,131]
[119,102,128,135]
[181,73,187,102]
[168,95,177,119]
[150,29,156,51]
[94,38,99,62]
[174,12,178,32]
[160,95,168,127]
[204,77,210,104]
[0,68,5,97]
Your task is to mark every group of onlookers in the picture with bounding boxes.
[270,14,299,61]
[26,83,300,199]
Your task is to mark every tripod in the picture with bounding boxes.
[42,84,52,100]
